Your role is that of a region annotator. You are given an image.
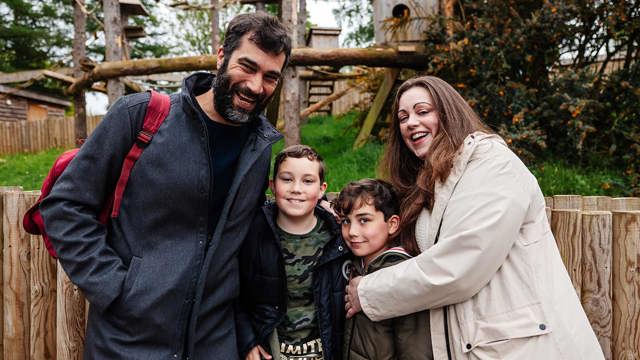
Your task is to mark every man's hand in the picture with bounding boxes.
[245,345,272,360]
[345,276,363,318]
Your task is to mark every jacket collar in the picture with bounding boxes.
[352,247,411,276]
[426,132,506,247]
[262,201,350,266]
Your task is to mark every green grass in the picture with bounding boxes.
[0,148,67,190]
[0,112,632,196]
[529,160,630,196]
[272,112,384,192]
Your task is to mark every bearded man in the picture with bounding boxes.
[40,12,291,359]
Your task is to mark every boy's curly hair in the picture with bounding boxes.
[332,179,399,221]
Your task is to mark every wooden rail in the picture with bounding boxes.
[0,116,102,155]
[0,189,638,359]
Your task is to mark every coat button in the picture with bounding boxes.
[539,323,546,330]
[466,344,472,350]
[338,246,343,251]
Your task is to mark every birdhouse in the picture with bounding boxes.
[373,0,438,46]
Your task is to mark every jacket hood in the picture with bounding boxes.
[180,72,282,144]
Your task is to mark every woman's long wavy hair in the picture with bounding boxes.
[379,76,491,255]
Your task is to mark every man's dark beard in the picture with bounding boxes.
[212,62,270,124]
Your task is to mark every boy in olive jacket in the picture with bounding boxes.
[333,179,433,360]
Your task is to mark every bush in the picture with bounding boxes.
[404,0,640,194]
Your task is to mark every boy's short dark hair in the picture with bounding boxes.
[332,179,399,221]
[223,12,292,69]
[273,145,326,182]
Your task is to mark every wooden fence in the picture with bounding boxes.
[545,195,640,360]
[0,189,638,359]
[0,116,102,155]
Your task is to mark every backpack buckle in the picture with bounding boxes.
[136,130,153,147]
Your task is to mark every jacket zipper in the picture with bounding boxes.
[181,118,214,360]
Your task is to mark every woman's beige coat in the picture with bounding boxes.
[358,133,603,359]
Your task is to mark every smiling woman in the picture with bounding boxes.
[344,75,605,360]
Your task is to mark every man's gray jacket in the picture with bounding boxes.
[40,73,282,359]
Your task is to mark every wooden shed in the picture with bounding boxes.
[0,85,70,122]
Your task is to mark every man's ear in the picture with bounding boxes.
[216,46,224,70]
[387,214,400,235]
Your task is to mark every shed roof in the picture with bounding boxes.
[0,85,71,107]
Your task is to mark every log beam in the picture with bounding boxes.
[67,48,427,93]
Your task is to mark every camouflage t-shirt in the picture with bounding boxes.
[276,217,330,360]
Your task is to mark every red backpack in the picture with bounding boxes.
[23,90,171,258]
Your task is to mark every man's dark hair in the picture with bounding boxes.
[223,12,292,69]
[332,179,399,221]
[273,144,325,183]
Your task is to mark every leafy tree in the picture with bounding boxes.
[332,0,373,47]
[375,0,639,194]
[0,0,72,72]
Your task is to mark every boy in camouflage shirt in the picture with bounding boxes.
[236,145,351,360]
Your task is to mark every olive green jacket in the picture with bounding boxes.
[344,248,433,360]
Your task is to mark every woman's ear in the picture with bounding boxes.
[387,214,400,235]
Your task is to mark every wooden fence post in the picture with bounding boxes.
[553,195,583,210]
[583,196,612,211]
[581,211,612,360]
[611,210,640,360]
[0,187,21,357]
[3,191,30,360]
[612,197,640,211]
[56,264,85,360]
[24,191,57,360]
[551,209,582,298]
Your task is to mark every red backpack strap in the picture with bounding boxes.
[110,90,171,218]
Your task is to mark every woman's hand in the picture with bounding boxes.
[245,345,272,360]
[319,199,339,220]
[345,276,363,318]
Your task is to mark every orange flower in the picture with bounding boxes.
[571,108,581,118]
[512,112,524,124]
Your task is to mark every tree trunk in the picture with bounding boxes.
[281,0,300,146]
[443,0,456,36]
[73,0,87,145]
[67,48,428,94]
[103,0,124,105]
[210,0,219,52]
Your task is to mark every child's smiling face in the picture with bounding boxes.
[340,198,399,267]
[271,157,327,221]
